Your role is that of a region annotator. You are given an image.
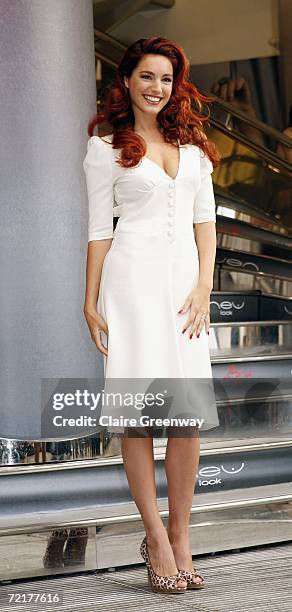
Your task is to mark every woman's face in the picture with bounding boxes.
[124,53,174,118]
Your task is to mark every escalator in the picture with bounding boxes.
[1,29,292,582]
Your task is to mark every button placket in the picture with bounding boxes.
[167,182,175,241]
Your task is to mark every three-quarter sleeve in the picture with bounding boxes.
[193,152,216,224]
[83,136,114,242]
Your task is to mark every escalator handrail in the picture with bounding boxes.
[206,117,292,174]
[216,145,292,174]
[204,94,292,149]
[94,28,126,52]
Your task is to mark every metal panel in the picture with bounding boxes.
[0,527,96,582]
[95,499,292,568]
[0,484,292,580]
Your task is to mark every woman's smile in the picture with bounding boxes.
[142,94,163,105]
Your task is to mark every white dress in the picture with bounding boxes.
[83,134,219,431]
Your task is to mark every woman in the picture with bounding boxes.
[83,36,220,595]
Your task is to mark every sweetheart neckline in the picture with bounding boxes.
[98,134,190,181]
[142,145,183,182]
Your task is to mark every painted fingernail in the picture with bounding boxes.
[178,309,184,314]
[182,328,186,334]
[189,333,193,339]
[197,333,200,338]
[207,331,209,335]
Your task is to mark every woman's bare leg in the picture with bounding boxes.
[164,427,203,585]
[121,430,186,585]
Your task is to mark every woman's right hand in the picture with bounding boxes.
[84,306,108,356]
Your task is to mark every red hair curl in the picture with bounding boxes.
[87,36,220,169]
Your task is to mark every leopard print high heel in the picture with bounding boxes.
[140,536,187,594]
[178,566,205,589]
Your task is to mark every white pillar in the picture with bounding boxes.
[0,0,102,440]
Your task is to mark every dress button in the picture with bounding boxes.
[168,209,174,216]
[168,200,174,207]
[167,229,173,237]
[168,219,174,226]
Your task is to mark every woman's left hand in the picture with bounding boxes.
[178,286,211,338]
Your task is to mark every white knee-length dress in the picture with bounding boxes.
[83,134,219,431]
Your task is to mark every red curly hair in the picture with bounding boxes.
[87,36,220,169]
